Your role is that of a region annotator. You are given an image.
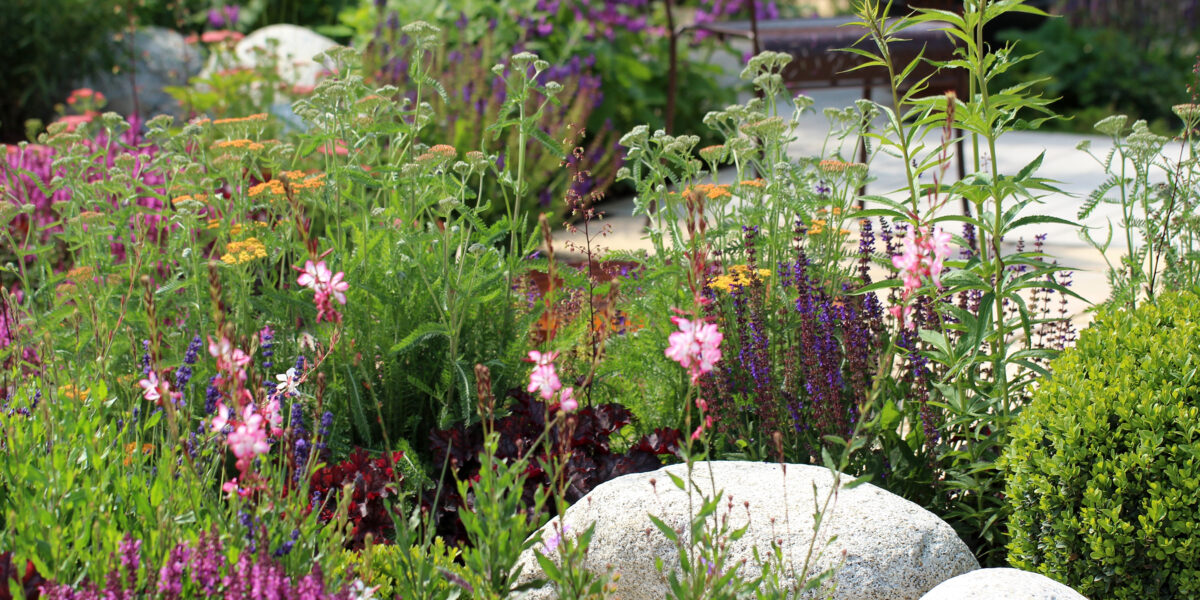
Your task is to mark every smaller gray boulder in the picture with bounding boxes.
[84,27,205,121]
[919,568,1088,600]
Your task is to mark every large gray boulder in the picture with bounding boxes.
[84,26,205,121]
[200,24,337,90]
[919,568,1089,600]
[516,461,978,600]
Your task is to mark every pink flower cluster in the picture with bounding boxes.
[527,350,576,412]
[137,370,180,406]
[297,260,349,324]
[664,316,723,384]
[213,403,270,472]
[889,225,953,327]
[205,334,286,493]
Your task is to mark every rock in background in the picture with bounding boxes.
[83,26,206,122]
[201,24,337,91]
[919,568,1089,600]
[516,461,979,600]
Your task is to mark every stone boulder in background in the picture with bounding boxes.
[202,24,337,90]
[919,568,1089,600]
[516,461,978,600]
[84,26,205,121]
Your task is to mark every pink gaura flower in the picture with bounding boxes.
[211,401,232,432]
[263,398,284,437]
[296,260,349,322]
[528,350,559,366]
[200,29,244,44]
[559,386,577,413]
[227,406,270,469]
[138,371,164,404]
[528,364,562,401]
[327,271,349,305]
[665,316,723,383]
[526,350,563,401]
[296,260,330,290]
[891,225,953,296]
[889,225,954,328]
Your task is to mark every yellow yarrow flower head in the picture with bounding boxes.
[221,237,268,265]
[707,264,772,293]
[57,384,90,401]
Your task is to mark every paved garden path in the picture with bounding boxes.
[557,87,1181,326]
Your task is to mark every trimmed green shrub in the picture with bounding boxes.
[1004,290,1200,599]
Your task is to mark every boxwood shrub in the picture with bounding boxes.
[1004,290,1200,599]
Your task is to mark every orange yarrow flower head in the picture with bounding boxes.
[172,193,208,206]
[208,220,264,237]
[819,159,850,173]
[212,138,264,152]
[248,180,286,198]
[213,113,267,127]
[415,144,457,168]
[290,172,326,191]
[67,266,95,283]
[75,211,104,223]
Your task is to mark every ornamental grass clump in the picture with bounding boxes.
[1004,290,1200,600]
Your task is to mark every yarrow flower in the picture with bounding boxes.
[665,316,723,384]
[220,237,267,265]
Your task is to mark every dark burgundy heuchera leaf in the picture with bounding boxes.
[308,449,405,549]
[0,551,42,600]
[426,389,681,546]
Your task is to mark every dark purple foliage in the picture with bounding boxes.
[308,449,405,549]
[427,389,681,546]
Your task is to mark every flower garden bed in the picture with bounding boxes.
[2,1,1200,598]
